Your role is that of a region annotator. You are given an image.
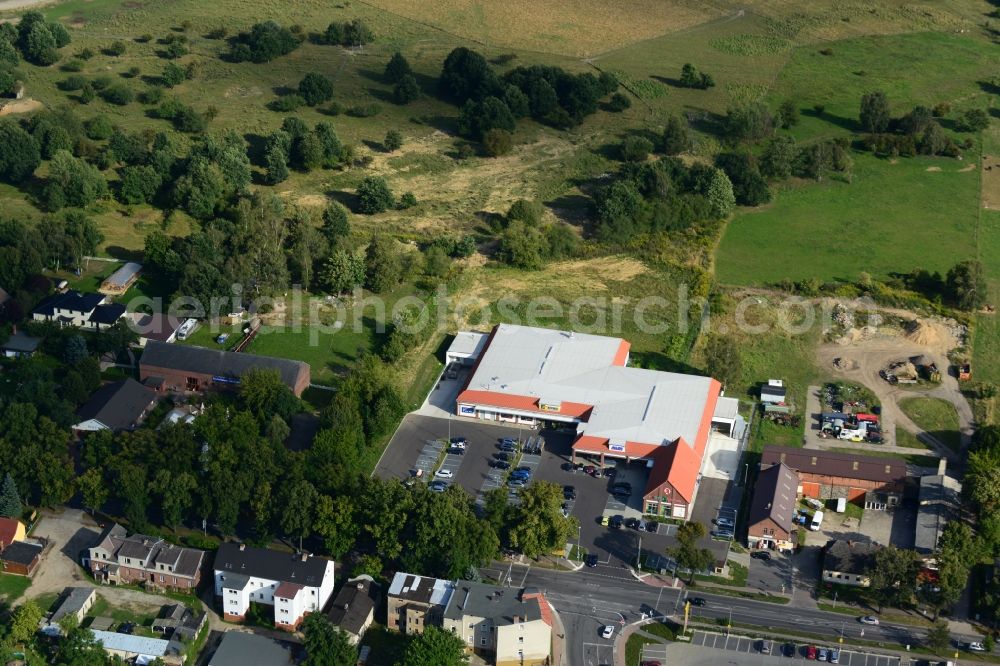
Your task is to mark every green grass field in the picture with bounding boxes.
[0,573,31,602]
[898,396,962,452]
[716,151,980,285]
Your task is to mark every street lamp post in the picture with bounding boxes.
[577,525,582,560]
[743,463,749,486]
[832,590,838,609]
[839,621,845,644]
[727,607,733,637]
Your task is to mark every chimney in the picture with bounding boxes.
[937,458,947,475]
[301,553,308,562]
[239,543,246,551]
[514,615,520,623]
[344,603,349,611]
[356,582,364,590]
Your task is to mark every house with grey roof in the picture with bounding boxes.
[386,571,455,635]
[213,542,335,631]
[822,540,877,588]
[327,575,379,644]
[43,587,96,634]
[100,262,142,295]
[86,523,205,591]
[1,330,41,358]
[32,290,126,331]
[208,631,292,666]
[73,378,157,433]
[915,473,962,555]
[442,581,554,666]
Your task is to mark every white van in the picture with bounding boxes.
[810,511,824,531]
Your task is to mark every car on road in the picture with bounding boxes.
[751,550,772,561]
[585,553,599,567]
[806,645,818,660]
[645,520,658,533]
[434,468,454,478]
[449,437,467,447]
[818,647,829,661]
[609,514,624,529]
[968,642,986,652]
[859,615,879,625]
[600,625,615,639]
[429,481,447,492]
[563,486,577,500]
[687,597,706,606]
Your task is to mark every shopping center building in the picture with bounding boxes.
[453,324,738,519]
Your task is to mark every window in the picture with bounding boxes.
[519,637,524,643]
[160,575,164,582]
[481,637,487,646]
[126,558,131,564]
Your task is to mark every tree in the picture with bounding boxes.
[313,494,358,557]
[621,135,653,162]
[0,120,41,184]
[716,152,770,206]
[302,614,358,666]
[24,21,58,65]
[706,168,735,219]
[760,135,797,179]
[356,175,394,214]
[439,46,500,102]
[482,128,513,156]
[172,157,227,219]
[321,203,351,245]
[725,103,774,143]
[459,96,515,140]
[118,165,161,204]
[926,622,950,651]
[162,61,186,87]
[393,74,420,104]
[669,522,714,582]
[679,63,699,88]
[240,367,300,421]
[384,51,412,83]
[47,149,108,208]
[703,335,741,388]
[299,72,334,106]
[9,600,43,644]
[320,248,364,294]
[662,115,692,155]
[946,260,986,311]
[401,625,469,666]
[84,114,113,140]
[860,91,891,134]
[77,467,107,515]
[868,545,919,612]
[364,235,401,293]
[608,92,631,112]
[281,479,317,551]
[0,472,22,517]
[384,129,403,152]
[956,108,990,132]
[777,100,799,129]
[498,220,547,269]
[508,481,577,557]
[264,142,289,184]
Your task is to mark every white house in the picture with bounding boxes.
[32,291,126,331]
[214,543,335,631]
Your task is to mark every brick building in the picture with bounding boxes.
[86,523,205,591]
[761,446,905,509]
[746,462,798,552]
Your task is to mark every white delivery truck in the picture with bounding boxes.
[810,511,824,531]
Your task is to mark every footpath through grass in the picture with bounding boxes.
[897,397,962,452]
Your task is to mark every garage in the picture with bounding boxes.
[847,487,866,502]
[801,481,821,498]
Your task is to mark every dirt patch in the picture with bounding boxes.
[958,163,976,173]
[223,86,263,98]
[981,155,1000,209]
[0,98,42,115]
[294,194,328,208]
[550,256,648,282]
[925,166,942,172]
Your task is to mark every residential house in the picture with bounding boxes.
[442,582,554,666]
[0,517,26,548]
[915,472,963,556]
[91,630,182,665]
[213,543,335,631]
[747,462,798,552]
[1,541,42,576]
[822,540,877,588]
[47,587,97,631]
[387,571,456,635]
[86,523,205,591]
[760,379,786,404]
[327,575,379,644]
[140,341,311,397]
[1,331,41,358]
[208,631,293,666]
[32,291,126,331]
[761,446,905,509]
[73,379,157,433]
[152,604,207,641]
[99,262,142,295]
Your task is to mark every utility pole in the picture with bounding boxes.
[833,590,838,609]
[839,621,845,644]
[636,535,642,569]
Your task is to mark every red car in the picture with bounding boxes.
[583,465,596,476]
[806,645,818,660]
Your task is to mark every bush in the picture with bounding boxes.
[135,34,153,43]
[84,115,113,140]
[164,40,187,59]
[298,72,333,106]
[104,40,127,56]
[392,74,420,105]
[76,47,95,60]
[173,106,207,133]
[356,175,394,214]
[397,191,417,209]
[621,135,653,162]
[91,75,113,91]
[607,92,631,112]
[162,62,186,87]
[139,87,164,105]
[206,26,227,39]
[482,128,513,156]
[101,83,134,105]
[957,108,990,132]
[324,19,373,46]
[59,74,87,91]
[61,58,84,72]
[346,103,381,117]
[270,94,305,112]
[384,129,403,152]
[931,102,951,118]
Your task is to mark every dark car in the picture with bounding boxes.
[625,517,640,529]
[585,553,599,567]
[645,520,659,533]
[450,436,468,446]
[751,550,772,561]
[494,452,511,461]
[783,642,796,657]
[583,465,596,476]
[688,597,706,606]
[603,467,617,478]
[609,514,624,529]
[117,622,136,634]
[447,447,465,455]
[563,486,577,500]
[494,461,511,470]
[562,462,577,472]
[612,482,632,494]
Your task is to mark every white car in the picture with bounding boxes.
[434,468,454,479]
[600,625,615,639]
[968,642,986,652]
[859,615,879,626]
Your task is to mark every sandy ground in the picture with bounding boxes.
[0,0,53,11]
[0,98,43,115]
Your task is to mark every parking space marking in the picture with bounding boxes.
[690,631,901,665]
[413,439,445,479]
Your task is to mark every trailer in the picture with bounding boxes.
[959,363,972,381]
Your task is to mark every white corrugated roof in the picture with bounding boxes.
[448,331,488,358]
[467,324,715,446]
[92,630,169,656]
[713,396,739,421]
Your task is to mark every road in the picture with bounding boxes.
[482,563,981,666]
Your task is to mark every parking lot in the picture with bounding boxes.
[681,630,903,665]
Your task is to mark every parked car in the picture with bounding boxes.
[562,462,577,472]
[818,647,829,661]
[495,452,511,461]
[613,481,632,494]
[583,465,596,476]
[603,467,617,477]
[759,639,771,654]
[585,554,599,567]
[829,648,841,663]
[716,516,735,528]
[783,642,796,657]
[563,486,577,500]
[645,520,658,533]
[511,469,531,478]
[806,645,818,660]
[688,597,706,606]
[859,615,879,625]
[493,461,511,470]
[429,481,447,492]
[610,515,624,529]
[447,447,465,455]
[751,551,772,561]
[435,468,454,478]
[968,642,986,652]
[600,625,615,639]
[625,517,640,529]
[508,479,526,488]
[450,437,467,447]
[500,437,518,446]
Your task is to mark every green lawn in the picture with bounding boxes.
[246,321,374,386]
[892,427,931,450]
[898,397,962,452]
[0,574,31,602]
[717,151,980,286]
[625,634,657,666]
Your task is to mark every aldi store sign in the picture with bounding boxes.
[459,404,475,416]
[609,442,626,453]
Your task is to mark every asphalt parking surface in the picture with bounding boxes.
[688,630,902,665]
